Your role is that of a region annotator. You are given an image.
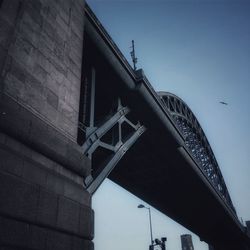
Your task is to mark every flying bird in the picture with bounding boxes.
[219,101,228,105]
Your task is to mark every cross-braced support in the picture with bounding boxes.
[83,102,145,194]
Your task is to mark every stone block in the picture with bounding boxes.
[58,0,71,16]
[46,172,65,195]
[0,133,6,144]
[58,100,77,123]
[1,93,90,178]
[49,55,67,77]
[0,216,30,249]
[30,224,47,250]
[21,11,41,36]
[0,171,39,223]
[4,133,22,153]
[46,125,68,156]
[42,19,56,40]
[36,49,53,74]
[63,180,90,206]
[0,17,13,49]
[72,236,94,250]
[70,28,82,46]
[4,73,25,99]
[38,32,55,59]
[74,0,85,11]
[67,69,80,88]
[0,216,48,250]
[68,92,80,113]
[0,45,6,73]
[53,41,65,62]
[32,63,48,84]
[55,15,70,39]
[71,8,84,33]
[9,58,26,83]
[45,102,59,124]
[82,240,94,250]
[66,144,87,175]
[57,113,76,139]
[0,147,23,177]
[28,115,54,151]
[0,91,31,140]
[56,10,69,30]
[37,188,58,227]
[68,57,81,79]
[18,19,40,48]
[45,87,58,109]
[79,206,94,239]
[25,69,44,94]
[46,230,72,250]
[46,3,57,22]
[24,91,46,114]
[31,148,56,171]
[8,36,35,72]
[68,45,82,66]
[49,64,65,85]
[57,196,80,234]
[0,0,21,26]
[22,159,47,187]
[25,0,43,27]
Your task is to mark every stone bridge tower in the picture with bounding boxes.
[0,0,93,249]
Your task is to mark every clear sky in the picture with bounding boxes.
[87,1,250,249]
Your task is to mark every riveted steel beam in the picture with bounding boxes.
[87,125,146,194]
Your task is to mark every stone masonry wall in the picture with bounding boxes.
[0,0,94,249]
[1,0,84,140]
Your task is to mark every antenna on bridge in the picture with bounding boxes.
[130,40,138,71]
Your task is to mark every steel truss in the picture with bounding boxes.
[159,92,236,214]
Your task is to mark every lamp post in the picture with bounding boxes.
[138,204,154,247]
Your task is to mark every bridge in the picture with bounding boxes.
[0,1,249,250]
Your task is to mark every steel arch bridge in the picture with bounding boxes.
[158,92,235,213]
[81,5,250,249]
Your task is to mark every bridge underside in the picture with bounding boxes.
[84,5,250,249]
[109,131,242,247]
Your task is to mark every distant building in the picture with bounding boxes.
[181,234,194,250]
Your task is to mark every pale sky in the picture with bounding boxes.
[87,1,250,249]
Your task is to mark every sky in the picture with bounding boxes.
[87,1,250,249]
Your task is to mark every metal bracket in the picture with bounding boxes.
[86,124,146,194]
[81,99,146,193]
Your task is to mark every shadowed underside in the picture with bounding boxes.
[77,6,248,249]
[82,5,250,249]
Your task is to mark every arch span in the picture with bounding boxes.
[158,92,235,214]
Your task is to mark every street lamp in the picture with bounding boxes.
[138,204,154,246]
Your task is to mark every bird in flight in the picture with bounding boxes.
[219,101,228,105]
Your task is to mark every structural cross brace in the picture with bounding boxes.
[82,101,146,194]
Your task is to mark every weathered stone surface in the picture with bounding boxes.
[0,94,91,177]
[0,132,90,204]
[0,0,94,249]
[1,0,85,140]
[0,144,93,237]
[0,216,94,250]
